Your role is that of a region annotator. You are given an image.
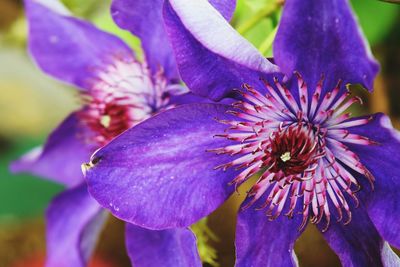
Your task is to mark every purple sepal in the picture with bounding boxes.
[25,0,135,91]
[208,0,237,21]
[347,113,400,249]
[163,0,278,101]
[320,204,399,266]
[86,103,239,229]
[235,196,303,267]
[111,0,179,80]
[111,0,236,81]
[10,112,96,187]
[126,224,202,267]
[46,184,107,267]
[168,91,235,106]
[273,0,379,94]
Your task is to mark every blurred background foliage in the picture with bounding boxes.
[0,0,399,266]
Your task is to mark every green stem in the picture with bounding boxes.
[259,26,278,56]
[237,2,279,35]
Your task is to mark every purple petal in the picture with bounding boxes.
[273,0,379,93]
[126,224,201,267]
[163,0,278,101]
[25,0,134,90]
[168,91,234,106]
[235,197,303,267]
[111,0,178,80]
[168,92,210,105]
[320,204,400,266]
[10,112,96,187]
[347,113,400,249]
[111,0,236,81]
[46,184,107,267]
[208,0,237,21]
[85,103,239,229]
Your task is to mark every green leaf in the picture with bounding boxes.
[92,11,143,59]
[351,0,399,45]
[0,139,63,220]
[232,0,280,53]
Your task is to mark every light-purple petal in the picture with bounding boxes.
[381,242,400,266]
[46,184,107,267]
[86,103,239,229]
[10,112,96,187]
[126,224,202,267]
[235,197,303,267]
[347,113,400,249]
[163,0,278,101]
[273,0,379,93]
[25,0,135,90]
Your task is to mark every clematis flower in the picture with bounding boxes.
[85,0,400,265]
[11,0,236,266]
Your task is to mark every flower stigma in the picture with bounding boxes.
[280,152,291,162]
[209,73,376,232]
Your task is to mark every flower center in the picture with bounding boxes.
[268,125,318,176]
[210,73,375,232]
[77,58,181,146]
[280,152,291,162]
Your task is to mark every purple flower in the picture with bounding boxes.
[84,0,400,265]
[11,0,236,266]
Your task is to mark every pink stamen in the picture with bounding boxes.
[78,58,183,146]
[210,73,376,231]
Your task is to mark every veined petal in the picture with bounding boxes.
[347,113,400,249]
[168,92,235,106]
[235,197,303,267]
[25,0,135,90]
[111,0,236,81]
[46,184,107,267]
[126,224,201,267]
[111,0,178,80]
[10,112,96,187]
[320,204,400,267]
[273,0,379,93]
[163,0,278,101]
[168,92,212,105]
[209,0,237,21]
[85,103,239,229]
